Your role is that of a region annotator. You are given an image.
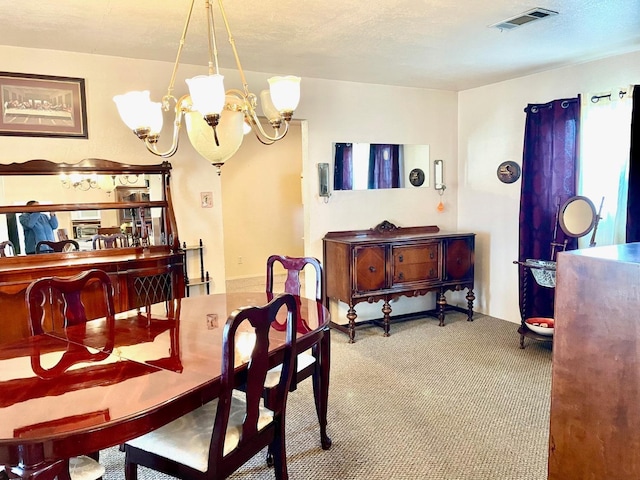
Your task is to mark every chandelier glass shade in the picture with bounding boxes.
[113,0,301,174]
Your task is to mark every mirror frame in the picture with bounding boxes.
[559,195,597,238]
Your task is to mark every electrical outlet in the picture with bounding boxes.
[238,256,243,264]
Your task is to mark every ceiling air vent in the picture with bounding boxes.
[490,7,558,31]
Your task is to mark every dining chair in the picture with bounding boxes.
[0,240,14,257]
[264,255,327,460]
[92,233,129,249]
[123,293,298,480]
[265,256,322,390]
[57,228,70,241]
[35,239,80,253]
[26,268,116,336]
[25,269,114,480]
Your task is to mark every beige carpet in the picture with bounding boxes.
[102,313,552,479]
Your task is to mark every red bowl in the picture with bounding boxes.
[525,317,554,336]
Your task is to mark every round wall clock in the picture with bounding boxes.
[408,168,425,187]
[497,161,521,184]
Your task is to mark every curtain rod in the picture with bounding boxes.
[591,90,628,103]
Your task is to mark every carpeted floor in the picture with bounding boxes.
[102,313,552,479]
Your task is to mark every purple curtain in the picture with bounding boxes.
[333,143,353,190]
[519,96,580,320]
[626,85,640,242]
[368,144,400,189]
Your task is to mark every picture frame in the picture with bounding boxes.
[0,71,88,138]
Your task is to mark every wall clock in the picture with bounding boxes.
[497,161,521,184]
[408,168,425,187]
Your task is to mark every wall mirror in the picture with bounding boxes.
[332,142,430,190]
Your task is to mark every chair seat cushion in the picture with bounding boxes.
[264,352,316,388]
[125,390,273,472]
[69,455,105,480]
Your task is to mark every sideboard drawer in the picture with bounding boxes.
[392,244,440,284]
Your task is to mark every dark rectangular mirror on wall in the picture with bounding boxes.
[332,142,430,191]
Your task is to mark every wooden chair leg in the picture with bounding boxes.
[266,448,274,468]
[271,419,289,480]
[124,460,138,480]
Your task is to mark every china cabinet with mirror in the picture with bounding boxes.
[0,158,184,344]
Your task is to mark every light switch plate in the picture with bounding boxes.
[201,192,213,208]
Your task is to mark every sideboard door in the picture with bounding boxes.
[443,237,474,281]
[354,245,386,292]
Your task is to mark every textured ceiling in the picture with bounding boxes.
[0,0,639,91]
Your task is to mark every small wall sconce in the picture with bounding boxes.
[434,159,446,192]
[318,163,331,201]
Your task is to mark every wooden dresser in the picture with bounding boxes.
[322,222,475,342]
[549,243,640,479]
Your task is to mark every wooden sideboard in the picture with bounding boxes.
[548,243,640,480]
[323,222,475,342]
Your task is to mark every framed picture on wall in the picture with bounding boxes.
[0,71,88,138]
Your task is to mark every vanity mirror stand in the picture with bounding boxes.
[514,195,603,348]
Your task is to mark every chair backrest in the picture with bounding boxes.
[266,255,323,302]
[0,240,15,257]
[25,269,116,336]
[35,239,80,253]
[98,226,121,235]
[210,293,298,469]
[92,233,129,249]
[57,228,69,241]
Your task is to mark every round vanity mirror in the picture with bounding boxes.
[559,196,597,238]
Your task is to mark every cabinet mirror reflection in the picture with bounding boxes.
[0,160,172,256]
[333,143,430,190]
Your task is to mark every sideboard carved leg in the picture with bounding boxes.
[346,305,357,343]
[382,300,392,337]
[437,290,447,326]
[466,287,475,321]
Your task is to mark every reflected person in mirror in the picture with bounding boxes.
[19,200,58,254]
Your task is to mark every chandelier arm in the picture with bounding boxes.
[142,95,191,158]
[245,109,290,144]
[166,0,197,100]
[206,0,220,75]
[217,0,250,96]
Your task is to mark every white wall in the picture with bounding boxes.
[458,50,640,324]
[299,79,460,319]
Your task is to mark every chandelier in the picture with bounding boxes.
[113,0,301,174]
[60,173,99,191]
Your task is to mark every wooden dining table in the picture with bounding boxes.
[0,292,331,479]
